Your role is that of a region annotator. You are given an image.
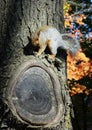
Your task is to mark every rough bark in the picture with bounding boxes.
[0,0,74,130]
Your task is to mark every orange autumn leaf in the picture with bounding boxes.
[85,90,90,95]
[69,84,89,96]
[70,90,77,96]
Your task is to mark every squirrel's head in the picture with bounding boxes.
[32,37,39,46]
[31,31,40,46]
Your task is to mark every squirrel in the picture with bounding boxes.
[31,25,80,58]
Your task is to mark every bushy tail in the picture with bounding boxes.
[61,34,80,55]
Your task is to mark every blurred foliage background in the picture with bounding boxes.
[63,0,92,96]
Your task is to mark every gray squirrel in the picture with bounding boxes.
[31,25,80,58]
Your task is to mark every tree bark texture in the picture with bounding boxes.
[0,0,74,130]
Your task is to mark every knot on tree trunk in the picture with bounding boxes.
[5,58,64,128]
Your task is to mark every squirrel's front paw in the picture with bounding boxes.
[33,52,42,58]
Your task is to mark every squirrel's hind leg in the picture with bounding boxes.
[47,40,57,59]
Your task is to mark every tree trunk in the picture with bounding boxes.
[0,0,74,130]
